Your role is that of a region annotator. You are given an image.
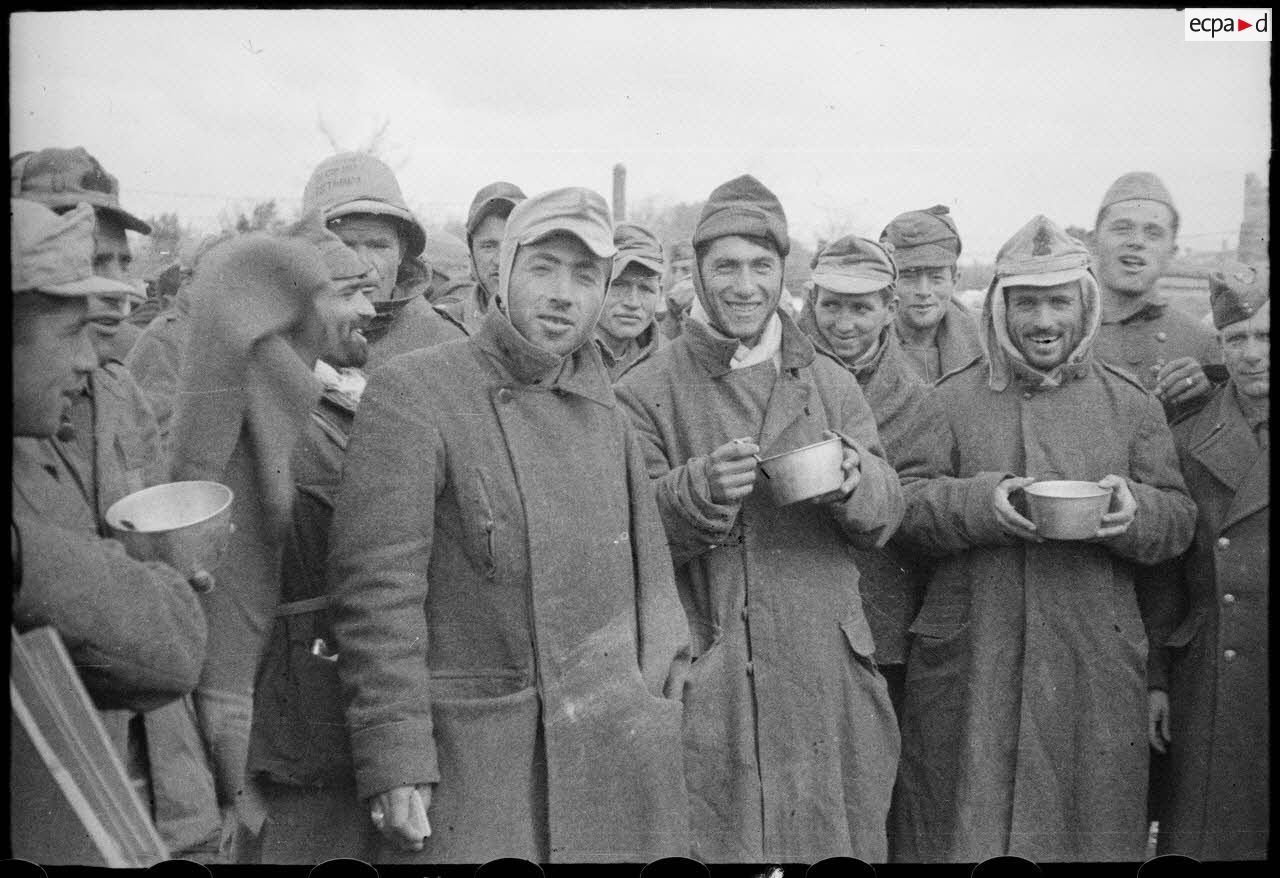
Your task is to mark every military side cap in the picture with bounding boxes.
[12,147,151,234]
[693,174,790,257]
[1209,262,1269,329]
[302,152,426,259]
[466,181,527,237]
[879,204,960,270]
[994,215,1091,288]
[11,199,137,297]
[612,222,664,281]
[506,187,616,259]
[809,235,898,295]
[1095,171,1179,232]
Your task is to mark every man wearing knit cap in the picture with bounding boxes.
[439,180,527,332]
[11,199,217,858]
[889,215,1196,863]
[327,187,690,863]
[1091,171,1219,416]
[1142,263,1269,861]
[798,235,930,720]
[301,152,465,369]
[594,221,665,381]
[616,175,904,863]
[879,204,982,383]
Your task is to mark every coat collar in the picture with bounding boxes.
[595,320,660,372]
[473,309,616,408]
[798,301,895,385]
[1186,384,1270,529]
[682,307,815,378]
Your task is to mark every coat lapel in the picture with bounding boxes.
[757,312,819,456]
[1187,387,1268,529]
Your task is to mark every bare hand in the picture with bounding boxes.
[811,430,862,504]
[706,437,760,505]
[370,783,433,852]
[1152,357,1209,406]
[1148,689,1171,754]
[1093,475,1137,539]
[993,477,1042,542]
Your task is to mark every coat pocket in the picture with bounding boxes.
[1165,607,1207,649]
[906,616,970,672]
[839,613,880,676]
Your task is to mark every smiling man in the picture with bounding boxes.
[616,175,904,863]
[326,187,690,864]
[594,222,665,381]
[890,215,1196,863]
[879,205,982,383]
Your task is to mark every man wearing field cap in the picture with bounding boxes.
[328,187,689,863]
[11,198,217,856]
[657,239,697,340]
[594,221,665,381]
[889,215,1196,863]
[301,152,464,368]
[441,180,528,332]
[1091,172,1220,417]
[1143,263,1269,860]
[879,205,982,383]
[616,175,903,863]
[798,235,930,719]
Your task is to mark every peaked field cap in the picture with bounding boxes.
[879,204,960,270]
[466,181,527,236]
[301,151,426,258]
[12,147,152,234]
[1095,171,1179,231]
[693,174,790,257]
[1209,261,1269,329]
[506,187,616,258]
[12,199,137,297]
[612,222,665,280]
[994,215,1092,288]
[810,235,899,295]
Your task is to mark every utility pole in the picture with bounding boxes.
[612,163,626,223]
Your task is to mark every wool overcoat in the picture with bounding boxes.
[890,358,1197,863]
[894,299,983,384]
[1149,384,1269,860]
[327,311,691,864]
[615,311,904,863]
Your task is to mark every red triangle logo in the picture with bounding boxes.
[1239,19,1252,30]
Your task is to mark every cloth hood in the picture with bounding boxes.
[981,215,1101,391]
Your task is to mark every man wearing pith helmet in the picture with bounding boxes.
[1090,171,1220,417]
[798,234,930,719]
[327,187,690,863]
[301,152,464,365]
[1144,263,1269,861]
[616,174,904,863]
[879,204,982,383]
[889,215,1195,863]
[594,221,665,381]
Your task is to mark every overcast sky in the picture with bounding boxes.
[10,8,1271,263]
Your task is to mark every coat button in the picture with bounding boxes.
[1217,536,1230,550]
[1223,649,1237,661]
[1155,331,1168,342]
[1223,593,1236,605]
[745,661,754,676]
[497,387,514,404]
[1023,392,1033,400]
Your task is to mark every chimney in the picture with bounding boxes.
[1237,172,1269,264]
[612,163,626,223]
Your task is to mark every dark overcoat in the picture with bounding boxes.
[615,311,904,863]
[328,311,691,864]
[890,358,1197,862]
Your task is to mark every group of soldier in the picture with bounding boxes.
[10,144,1269,866]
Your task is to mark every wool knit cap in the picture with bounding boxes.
[11,198,136,297]
[301,152,426,259]
[1209,262,1269,329]
[879,205,961,270]
[612,222,665,281]
[692,175,790,257]
[1095,171,1179,233]
[11,147,151,234]
[466,181,527,238]
[809,235,898,295]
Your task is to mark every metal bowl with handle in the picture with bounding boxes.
[1023,480,1112,540]
[755,437,844,506]
[105,481,233,580]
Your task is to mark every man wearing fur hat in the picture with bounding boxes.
[616,175,904,863]
[327,187,690,863]
[441,181,527,333]
[797,235,930,717]
[879,205,983,383]
[594,222,665,381]
[889,215,1196,862]
[1090,171,1219,416]
[1144,264,1269,860]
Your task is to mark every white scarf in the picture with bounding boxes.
[689,298,784,371]
[314,359,367,405]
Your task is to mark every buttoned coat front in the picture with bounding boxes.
[615,312,904,863]
[890,359,1197,863]
[327,312,690,864]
